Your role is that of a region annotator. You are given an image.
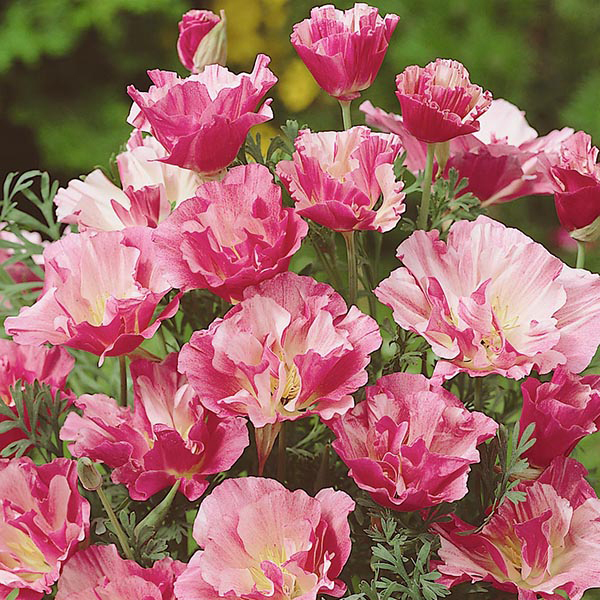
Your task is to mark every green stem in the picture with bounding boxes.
[277,421,286,483]
[576,240,586,269]
[339,100,352,130]
[119,355,127,407]
[97,486,134,560]
[474,377,483,412]
[310,234,342,290]
[134,480,180,537]
[417,143,436,230]
[343,231,358,306]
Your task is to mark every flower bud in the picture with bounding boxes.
[77,457,102,491]
[177,9,227,74]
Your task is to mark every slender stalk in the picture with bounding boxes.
[339,100,352,130]
[277,421,286,483]
[417,143,436,230]
[343,231,358,306]
[310,234,342,290]
[119,355,127,407]
[134,480,180,537]
[576,240,586,269]
[473,377,483,412]
[97,486,134,560]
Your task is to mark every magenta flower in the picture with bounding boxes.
[393,58,492,143]
[0,457,89,599]
[519,367,600,469]
[56,544,184,600]
[177,9,226,74]
[552,131,600,242]
[330,372,497,511]
[434,457,600,599]
[60,353,248,500]
[54,131,200,231]
[128,54,277,175]
[5,228,179,361]
[375,216,600,381]
[291,3,399,102]
[174,477,354,600]
[276,127,406,233]
[152,163,308,301]
[179,272,381,472]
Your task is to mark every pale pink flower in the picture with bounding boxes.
[330,372,497,511]
[179,272,381,472]
[5,228,179,361]
[54,131,200,231]
[174,477,354,600]
[375,216,600,381]
[519,367,600,469]
[127,54,277,175]
[56,544,184,600]
[434,457,600,600]
[276,127,405,233]
[152,163,308,301]
[291,3,399,102]
[177,9,227,73]
[0,457,89,599]
[60,353,248,500]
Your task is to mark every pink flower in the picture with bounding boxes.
[330,372,497,511]
[179,272,381,472]
[177,9,227,74]
[5,228,179,362]
[152,163,308,301]
[174,477,354,600]
[519,367,600,469]
[551,131,600,242]
[56,544,184,600]
[54,131,200,231]
[375,216,600,381]
[127,54,277,175]
[0,457,89,599]
[291,3,399,102]
[276,127,405,233]
[390,59,492,143]
[433,457,600,600]
[60,353,248,500]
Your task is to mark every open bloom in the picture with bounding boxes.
[330,372,497,511]
[392,59,492,143]
[174,477,354,600]
[56,544,184,600]
[60,353,248,501]
[551,131,600,242]
[177,9,227,73]
[434,457,600,599]
[0,457,89,599]
[152,163,308,301]
[179,272,381,471]
[5,228,179,361]
[291,3,399,102]
[276,127,405,232]
[519,367,600,469]
[54,131,200,231]
[128,54,277,175]
[375,216,600,381]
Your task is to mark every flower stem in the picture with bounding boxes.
[473,377,483,412]
[576,240,586,269]
[417,143,436,230]
[343,231,358,306]
[119,355,127,407]
[134,479,180,537]
[339,100,352,130]
[97,485,135,560]
[277,422,286,483]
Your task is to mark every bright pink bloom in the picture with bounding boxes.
[375,216,600,381]
[291,3,399,102]
[434,457,600,600]
[0,457,89,599]
[152,163,308,301]
[127,55,277,175]
[174,477,354,600]
[391,59,492,143]
[179,272,381,471]
[56,544,184,600]
[519,367,600,469]
[54,131,200,231]
[5,228,179,361]
[330,372,496,511]
[177,9,226,73]
[276,127,405,233]
[551,131,600,242]
[60,353,248,500]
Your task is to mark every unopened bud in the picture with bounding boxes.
[77,457,103,491]
[177,9,227,74]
